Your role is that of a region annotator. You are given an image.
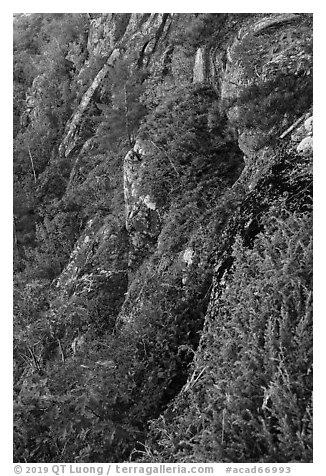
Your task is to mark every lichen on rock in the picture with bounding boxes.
[13,12,313,464]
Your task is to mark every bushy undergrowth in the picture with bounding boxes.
[14,196,312,463]
[137,83,242,215]
[14,334,141,462]
[222,16,313,146]
[13,249,211,462]
[141,207,312,463]
[227,72,312,145]
[13,13,312,464]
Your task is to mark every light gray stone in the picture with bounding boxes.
[297,136,313,156]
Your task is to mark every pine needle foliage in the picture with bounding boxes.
[143,207,312,463]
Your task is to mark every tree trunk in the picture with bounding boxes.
[59,62,111,158]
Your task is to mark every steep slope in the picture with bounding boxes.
[13,13,312,463]
[139,13,313,462]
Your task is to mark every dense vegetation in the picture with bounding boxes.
[13,13,312,463]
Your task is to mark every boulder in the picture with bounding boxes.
[297,136,313,156]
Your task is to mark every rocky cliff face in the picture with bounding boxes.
[136,15,313,462]
[14,13,313,463]
[123,140,162,271]
[58,14,173,159]
[58,11,311,323]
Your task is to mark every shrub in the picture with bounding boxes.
[142,207,312,463]
[228,72,312,142]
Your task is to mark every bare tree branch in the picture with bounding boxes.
[27,145,37,184]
